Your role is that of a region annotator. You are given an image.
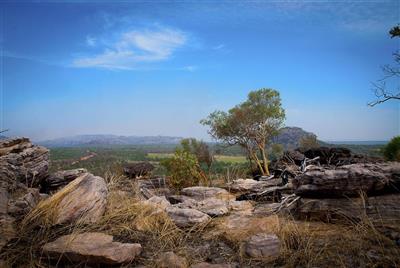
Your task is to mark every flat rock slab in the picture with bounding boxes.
[228,179,281,194]
[42,232,142,265]
[181,187,235,201]
[37,173,107,224]
[296,194,400,225]
[166,207,210,228]
[293,162,400,197]
[242,233,281,259]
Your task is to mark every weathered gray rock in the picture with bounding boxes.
[228,200,254,214]
[8,188,41,218]
[181,187,235,201]
[293,163,400,197]
[166,207,210,228]
[242,233,281,259]
[174,198,230,217]
[143,196,171,210]
[156,251,188,268]
[295,194,400,224]
[228,179,281,194]
[0,138,49,187]
[42,232,142,265]
[42,168,87,193]
[37,173,107,224]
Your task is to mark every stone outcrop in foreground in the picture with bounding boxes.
[242,233,281,259]
[166,207,211,228]
[35,173,108,225]
[0,137,49,186]
[42,232,142,265]
[41,168,88,193]
[293,162,400,197]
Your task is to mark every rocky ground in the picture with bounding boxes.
[0,137,399,267]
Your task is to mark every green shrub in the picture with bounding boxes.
[383,136,400,161]
[161,149,208,191]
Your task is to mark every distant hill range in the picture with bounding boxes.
[38,135,184,147]
[37,127,319,148]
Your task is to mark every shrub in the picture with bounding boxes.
[383,136,400,161]
[161,149,208,191]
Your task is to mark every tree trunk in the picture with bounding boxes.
[260,146,269,176]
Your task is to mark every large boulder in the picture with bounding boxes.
[242,233,281,259]
[181,187,235,201]
[32,173,107,225]
[293,163,400,198]
[42,232,142,265]
[0,137,49,186]
[166,207,210,228]
[41,168,87,193]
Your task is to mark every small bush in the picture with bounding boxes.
[161,149,208,191]
[383,136,400,161]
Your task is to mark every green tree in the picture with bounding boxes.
[201,88,285,175]
[383,136,400,161]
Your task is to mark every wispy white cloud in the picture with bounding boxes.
[86,35,96,47]
[73,26,187,70]
[182,65,197,72]
[213,44,225,50]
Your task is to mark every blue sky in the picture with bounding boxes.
[1,0,399,141]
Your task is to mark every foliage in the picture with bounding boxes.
[270,143,284,161]
[201,88,285,175]
[161,149,208,191]
[180,138,214,170]
[383,136,400,161]
[299,135,319,150]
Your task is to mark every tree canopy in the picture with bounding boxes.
[201,88,285,175]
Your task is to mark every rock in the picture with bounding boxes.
[8,188,41,218]
[166,207,210,228]
[209,214,280,245]
[143,196,171,210]
[156,251,188,268]
[295,194,400,225]
[36,173,107,225]
[42,232,142,265]
[0,137,49,187]
[191,262,233,268]
[242,233,281,259]
[41,168,87,193]
[123,161,154,178]
[228,179,281,194]
[0,215,16,251]
[196,198,229,217]
[228,200,253,214]
[181,187,235,201]
[293,162,400,197]
[174,198,230,217]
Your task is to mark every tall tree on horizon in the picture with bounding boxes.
[201,88,285,176]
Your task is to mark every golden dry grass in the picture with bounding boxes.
[1,174,399,268]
